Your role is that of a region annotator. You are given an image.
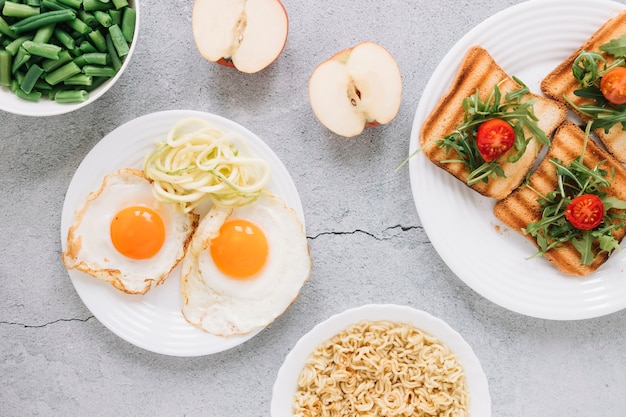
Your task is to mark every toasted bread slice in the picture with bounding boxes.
[494,121,626,276]
[541,9,626,163]
[420,46,567,200]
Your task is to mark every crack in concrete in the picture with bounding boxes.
[1,316,95,329]
[307,224,421,241]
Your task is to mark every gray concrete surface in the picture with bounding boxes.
[2,0,626,416]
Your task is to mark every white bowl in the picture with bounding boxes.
[0,0,139,117]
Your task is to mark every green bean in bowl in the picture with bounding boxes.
[0,0,138,116]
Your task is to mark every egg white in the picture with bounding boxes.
[180,191,312,336]
[62,168,199,294]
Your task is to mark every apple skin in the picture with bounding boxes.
[192,0,289,74]
[308,42,402,138]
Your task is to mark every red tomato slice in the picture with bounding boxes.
[475,118,515,162]
[600,66,626,105]
[565,194,604,230]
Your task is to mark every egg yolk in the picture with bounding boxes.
[110,206,166,260]
[210,219,268,279]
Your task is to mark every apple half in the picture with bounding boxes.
[192,0,288,74]
[308,42,402,138]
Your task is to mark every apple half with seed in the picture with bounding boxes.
[308,42,402,138]
[192,0,288,74]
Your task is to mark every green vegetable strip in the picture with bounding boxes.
[82,0,110,11]
[120,6,134,42]
[82,51,108,65]
[104,31,120,70]
[53,27,74,49]
[27,0,42,7]
[10,10,76,35]
[65,16,90,34]
[54,88,87,102]
[32,23,55,43]
[22,40,61,59]
[44,60,80,84]
[57,0,82,8]
[15,86,41,101]
[62,73,91,85]
[78,39,96,53]
[20,62,43,93]
[40,0,70,11]
[111,0,127,9]
[11,47,30,73]
[107,8,120,26]
[41,48,71,71]
[77,9,96,26]
[81,64,114,77]
[5,35,30,55]
[0,50,12,86]
[93,10,111,27]
[3,2,40,18]
[87,29,106,52]
[0,16,17,38]
[108,23,127,56]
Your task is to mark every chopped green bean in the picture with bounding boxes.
[11,47,30,73]
[65,16,89,34]
[57,0,82,8]
[82,0,110,11]
[0,50,12,86]
[0,16,17,38]
[108,23,127,56]
[41,48,71,71]
[20,62,43,93]
[107,8,119,25]
[120,6,133,43]
[78,39,96,53]
[93,10,110,27]
[22,40,61,59]
[44,59,80,84]
[54,88,87,102]
[111,0,126,9]
[53,27,74,49]
[63,73,91,85]
[5,35,30,55]
[82,51,108,65]
[10,9,76,35]
[104,31,120,70]
[81,64,114,77]
[3,1,40,18]
[77,9,95,27]
[27,0,42,6]
[15,86,42,101]
[87,28,106,52]
[32,23,55,43]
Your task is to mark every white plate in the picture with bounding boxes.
[271,304,491,416]
[409,0,626,320]
[60,110,305,356]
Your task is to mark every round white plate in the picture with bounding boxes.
[271,304,490,416]
[60,110,305,356]
[409,0,626,321]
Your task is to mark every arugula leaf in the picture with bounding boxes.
[436,78,548,185]
[599,35,626,58]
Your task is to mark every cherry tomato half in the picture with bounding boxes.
[565,194,604,231]
[475,118,515,162]
[600,66,626,105]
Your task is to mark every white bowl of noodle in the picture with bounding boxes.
[271,304,491,416]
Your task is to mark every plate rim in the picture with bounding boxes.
[270,303,491,416]
[60,109,305,356]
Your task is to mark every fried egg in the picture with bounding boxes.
[180,191,312,336]
[62,168,199,294]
